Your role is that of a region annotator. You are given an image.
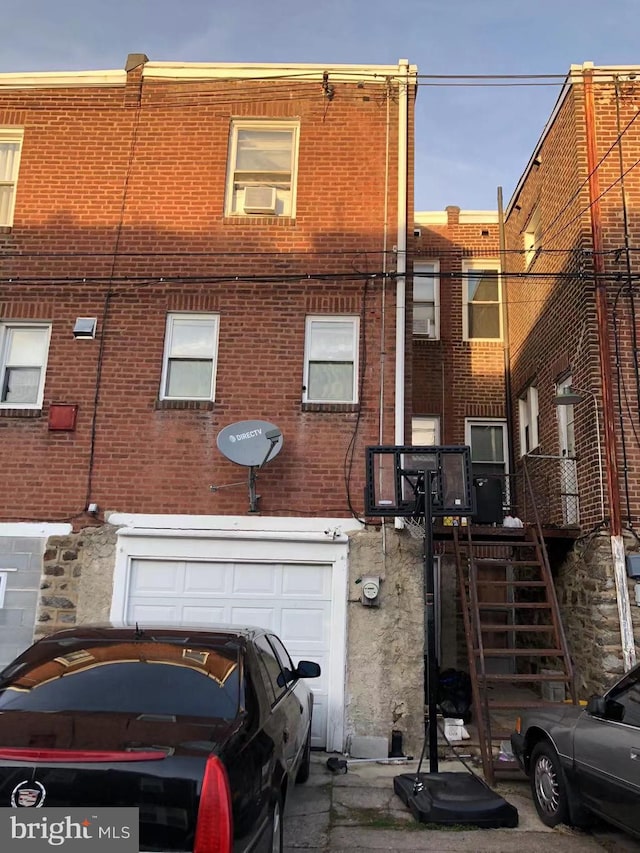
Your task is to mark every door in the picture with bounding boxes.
[573,668,640,834]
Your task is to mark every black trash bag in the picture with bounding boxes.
[436,668,473,723]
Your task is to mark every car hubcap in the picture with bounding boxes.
[534,755,559,815]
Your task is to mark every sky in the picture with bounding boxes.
[3,0,640,212]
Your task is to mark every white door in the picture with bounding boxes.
[126,559,332,748]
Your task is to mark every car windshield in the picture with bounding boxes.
[0,641,242,720]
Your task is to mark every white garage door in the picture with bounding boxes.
[126,559,332,748]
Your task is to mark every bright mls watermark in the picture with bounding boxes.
[0,808,138,851]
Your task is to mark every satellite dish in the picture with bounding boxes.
[216,420,284,468]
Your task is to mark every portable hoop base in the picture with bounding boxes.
[393,772,518,828]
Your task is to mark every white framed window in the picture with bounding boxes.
[412,416,440,446]
[303,316,359,404]
[524,207,541,267]
[518,385,539,455]
[0,569,16,608]
[0,128,24,228]
[225,121,299,217]
[465,419,509,480]
[0,323,51,409]
[160,313,220,401]
[413,262,440,338]
[462,259,502,341]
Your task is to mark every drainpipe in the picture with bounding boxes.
[394,59,409,449]
[583,65,636,670]
[498,187,516,508]
[394,59,410,528]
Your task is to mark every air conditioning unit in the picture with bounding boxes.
[243,186,277,214]
[414,317,435,338]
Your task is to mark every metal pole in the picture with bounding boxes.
[423,472,439,773]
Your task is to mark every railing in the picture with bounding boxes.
[471,456,580,528]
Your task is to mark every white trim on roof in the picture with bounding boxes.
[142,61,418,85]
[415,210,498,225]
[0,70,126,89]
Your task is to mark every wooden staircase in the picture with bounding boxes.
[452,523,577,785]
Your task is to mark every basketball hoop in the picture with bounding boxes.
[404,517,425,540]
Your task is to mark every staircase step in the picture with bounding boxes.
[464,580,547,587]
[488,699,573,710]
[474,648,564,656]
[492,759,522,773]
[480,624,555,632]
[478,673,571,683]
[472,559,542,567]
[476,602,552,609]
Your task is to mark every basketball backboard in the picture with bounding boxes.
[365,445,474,518]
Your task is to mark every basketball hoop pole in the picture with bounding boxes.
[421,471,439,773]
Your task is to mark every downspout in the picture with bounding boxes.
[394,59,409,529]
[394,59,409,449]
[498,187,516,508]
[583,66,636,670]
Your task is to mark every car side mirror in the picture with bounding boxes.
[586,695,606,716]
[293,660,321,679]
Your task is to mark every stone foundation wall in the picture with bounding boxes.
[346,527,425,757]
[555,531,640,695]
[38,526,119,637]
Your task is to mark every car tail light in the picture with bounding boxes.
[194,756,233,853]
[514,717,521,735]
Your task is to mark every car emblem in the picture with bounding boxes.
[11,780,46,807]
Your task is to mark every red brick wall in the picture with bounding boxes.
[0,68,415,522]
[411,210,504,446]
[504,74,640,530]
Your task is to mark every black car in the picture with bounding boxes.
[0,624,321,852]
[511,661,640,838]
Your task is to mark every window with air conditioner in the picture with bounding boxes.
[0,128,24,228]
[303,316,359,404]
[0,322,51,409]
[412,416,440,446]
[226,122,299,217]
[413,262,440,339]
[160,313,220,401]
[462,259,502,341]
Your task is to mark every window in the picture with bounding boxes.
[465,418,509,484]
[303,316,359,404]
[226,121,299,217]
[412,416,440,446]
[524,207,542,267]
[160,313,219,401]
[0,129,23,227]
[462,260,502,341]
[518,385,539,455]
[413,262,440,338]
[0,323,51,409]
[254,635,287,704]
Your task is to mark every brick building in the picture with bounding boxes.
[0,55,427,752]
[503,62,640,690]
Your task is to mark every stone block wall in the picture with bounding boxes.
[37,525,118,638]
[556,531,640,695]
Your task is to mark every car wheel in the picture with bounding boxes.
[295,727,312,784]
[530,740,570,827]
[270,794,283,853]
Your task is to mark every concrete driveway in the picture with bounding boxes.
[284,754,640,852]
